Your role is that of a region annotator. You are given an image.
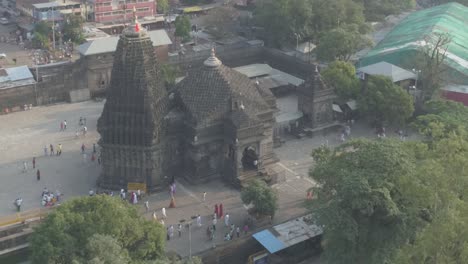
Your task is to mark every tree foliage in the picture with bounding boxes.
[310,139,432,264]
[358,75,414,126]
[157,0,169,14]
[62,14,85,44]
[254,0,368,48]
[29,195,166,264]
[353,0,415,21]
[241,179,278,217]
[203,6,240,39]
[322,61,360,100]
[316,25,372,62]
[174,15,191,42]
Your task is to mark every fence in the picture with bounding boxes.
[0,206,55,228]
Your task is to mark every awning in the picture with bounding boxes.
[332,104,343,113]
[253,230,286,254]
[346,100,357,110]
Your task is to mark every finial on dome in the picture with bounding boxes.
[204,45,222,67]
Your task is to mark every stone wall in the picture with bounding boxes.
[0,43,313,112]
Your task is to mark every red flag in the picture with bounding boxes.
[135,23,139,32]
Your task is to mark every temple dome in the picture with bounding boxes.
[175,49,271,124]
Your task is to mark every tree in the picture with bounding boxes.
[322,61,360,100]
[35,21,51,36]
[253,0,293,47]
[352,0,415,21]
[309,139,432,264]
[316,25,372,62]
[241,179,278,217]
[358,75,414,126]
[75,234,130,264]
[32,32,50,49]
[203,6,240,39]
[160,64,179,87]
[62,14,85,44]
[157,0,169,14]
[29,195,166,264]
[174,15,191,42]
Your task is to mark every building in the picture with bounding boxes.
[77,29,171,96]
[16,0,49,17]
[297,66,337,131]
[97,12,279,191]
[359,2,468,85]
[32,0,83,21]
[88,0,156,24]
[0,66,36,111]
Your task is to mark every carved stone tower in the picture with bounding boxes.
[97,9,167,191]
[298,65,336,128]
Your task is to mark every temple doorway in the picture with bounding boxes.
[242,146,258,170]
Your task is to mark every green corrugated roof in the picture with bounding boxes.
[360,2,468,84]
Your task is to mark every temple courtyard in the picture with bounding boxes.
[0,100,420,257]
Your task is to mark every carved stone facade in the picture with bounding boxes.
[98,15,278,191]
[297,66,336,129]
[97,16,168,191]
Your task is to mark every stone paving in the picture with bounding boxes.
[0,100,421,259]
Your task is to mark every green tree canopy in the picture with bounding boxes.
[174,15,191,42]
[34,21,51,36]
[29,195,166,264]
[310,139,432,264]
[62,14,85,44]
[353,0,415,21]
[316,25,372,62]
[358,75,414,126]
[157,0,169,14]
[254,0,368,47]
[322,61,360,101]
[241,179,278,217]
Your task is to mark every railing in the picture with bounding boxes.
[0,207,56,228]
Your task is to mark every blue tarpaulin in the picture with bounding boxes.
[252,230,285,254]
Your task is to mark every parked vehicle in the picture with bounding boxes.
[0,17,9,25]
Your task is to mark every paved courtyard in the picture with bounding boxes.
[0,100,420,259]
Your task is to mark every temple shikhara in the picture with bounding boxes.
[98,10,279,191]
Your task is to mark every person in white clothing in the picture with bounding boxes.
[162,207,167,219]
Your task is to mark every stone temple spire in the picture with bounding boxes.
[97,12,166,191]
[204,46,222,67]
[123,6,145,37]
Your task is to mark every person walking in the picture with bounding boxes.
[203,191,206,202]
[93,143,97,153]
[32,157,36,169]
[50,144,54,156]
[60,122,64,131]
[243,224,249,234]
[169,225,174,238]
[58,144,62,156]
[81,143,85,153]
[83,126,87,136]
[212,217,217,231]
[162,207,167,219]
[224,213,230,227]
[152,211,158,221]
[178,224,182,237]
[91,153,96,162]
[63,120,67,130]
[36,169,40,181]
[23,161,28,173]
[197,214,202,227]
[14,198,22,212]
[144,200,149,212]
[236,226,240,238]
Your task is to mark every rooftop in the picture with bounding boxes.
[357,61,416,82]
[32,0,80,9]
[77,29,172,56]
[253,214,323,254]
[234,64,304,87]
[360,2,468,80]
[0,66,35,90]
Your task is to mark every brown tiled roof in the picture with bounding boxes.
[176,57,270,124]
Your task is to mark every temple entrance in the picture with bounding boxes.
[242,146,258,170]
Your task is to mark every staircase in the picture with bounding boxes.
[0,222,33,256]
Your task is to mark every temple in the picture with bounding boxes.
[97,10,279,191]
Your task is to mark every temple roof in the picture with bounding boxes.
[176,51,270,124]
[298,65,329,95]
